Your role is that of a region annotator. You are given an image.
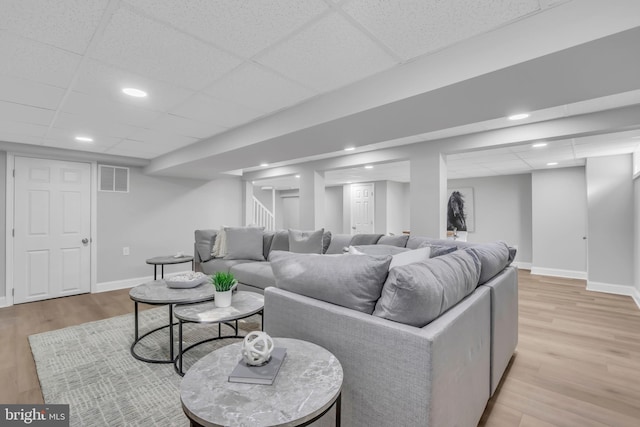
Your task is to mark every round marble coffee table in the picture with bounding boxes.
[181,338,343,427]
[173,291,265,376]
[129,280,214,364]
[146,255,194,280]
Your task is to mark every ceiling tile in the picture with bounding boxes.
[0,100,55,126]
[149,114,227,140]
[44,127,121,150]
[342,0,541,61]
[205,63,317,113]
[90,7,242,91]
[124,0,329,58]
[0,32,82,88]
[0,120,48,137]
[53,111,143,140]
[106,137,192,157]
[170,94,262,129]
[60,91,161,128]
[0,0,109,54]
[257,12,397,92]
[73,59,195,112]
[0,74,65,109]
[0,132,44,145]
[125,128,199,150]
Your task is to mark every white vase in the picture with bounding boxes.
[214,282,236,308]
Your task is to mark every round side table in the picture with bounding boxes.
[181,338,343,426]
[146,255,194,280]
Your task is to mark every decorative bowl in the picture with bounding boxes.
[165,272,208,289]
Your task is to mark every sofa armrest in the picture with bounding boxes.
[264,286,490,427]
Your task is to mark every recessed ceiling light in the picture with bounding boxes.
[295,175,300,178]
[260,163,269,167]
[75,136,93,143]
[364,165,374,169]
[508,113,530,121]
[344,147,355,151]
[122,87,147,98]
[532,142,547,148]
[547,162,558,166]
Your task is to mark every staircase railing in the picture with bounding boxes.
[253,196,275,231]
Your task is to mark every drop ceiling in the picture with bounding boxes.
[1,0,640,181]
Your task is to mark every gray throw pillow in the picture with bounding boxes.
[269,230,290,253]
[377,235,409,247]
[350,234,384,245]
[466,241,511,285]
[322,231,332,254]
[224,227,265,261]
[418,242,457,258]
[288,229,324,254]
[269,251,392,314]
[194,229,217,262]
[373,250,481,327]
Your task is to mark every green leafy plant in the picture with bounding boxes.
[210,272,236,292]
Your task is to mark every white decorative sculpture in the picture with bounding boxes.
[241,331,274,366]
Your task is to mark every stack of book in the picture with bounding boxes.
[228,348,287,385]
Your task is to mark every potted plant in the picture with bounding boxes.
[210,272,237,308]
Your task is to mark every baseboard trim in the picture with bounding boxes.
[0,296,7,308]
[632,289,640,310]
[530,267,587,280]
[587,281,640,310]
[94,270,192,293]
[513,262,532,270]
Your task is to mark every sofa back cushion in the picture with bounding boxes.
[348,244,409,256]
[269,251,392,314]
[195,229,217,262]
[269,230,290,253]
[350,234,384,245]
[377,234,409,247]
[325,234,353,254]
[223,226,266,261]
[373,250,481,327]
[289,229,324,254]
[466,241,511,285]
[263,231,275,260]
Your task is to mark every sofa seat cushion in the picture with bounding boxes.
[200,258,255,275]
[230,262,275,290]
[373,250,481,327]
[269,251,392,314]
[466,241,511,285]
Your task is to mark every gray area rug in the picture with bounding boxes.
[29,307,261,426]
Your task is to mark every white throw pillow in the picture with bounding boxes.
[211,226,228,258]
[389,246,431,269]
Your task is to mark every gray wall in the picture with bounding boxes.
[586,155,634,287]
[635,176,640,294]
[253,186,274,212]
[531,167,586,274]
[449,174,533,264]
[281,196,300,230]
[0,152,5,297]
[386,181,409,235]
[374,181,387,235]
[324,186,343,233]
[97,168,242,283]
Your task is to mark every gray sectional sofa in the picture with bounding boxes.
[193,229,518,427]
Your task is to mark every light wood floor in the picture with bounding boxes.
[1,271,640,426]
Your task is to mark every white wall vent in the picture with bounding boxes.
[99,165,129,192]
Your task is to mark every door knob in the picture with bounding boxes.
[82,238,89,245]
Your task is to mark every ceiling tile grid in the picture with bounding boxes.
[0,31,82,89]
[53,111,144,140]
[90,7,242,91]
[341,0,542,61]
[204,62,318,114]
[0,101,55,127]
[170,93,262,129]
[0,74,66,110]
[123,0,329,59]
[256,12,398,92]
[0,0,109,54]
[147,114,228,140]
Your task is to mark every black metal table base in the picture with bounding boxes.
[130,302,176,364]
[174,311,264,376]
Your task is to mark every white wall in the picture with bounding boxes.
[97,168,242,284]
[281,196,300,230]
[450,174,533,265]
[324,186,343,233]
[374,181,387,234]
[253,186,274,212]
[387,181,410,235]
[531,167,586,277]
[634,177,640,301]
[586,155,634,289]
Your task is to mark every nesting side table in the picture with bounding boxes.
[180,338,343,427]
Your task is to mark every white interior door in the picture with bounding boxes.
[351,183,374,234]
[14,157,91,304]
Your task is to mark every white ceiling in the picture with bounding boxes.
[1,0,640,181]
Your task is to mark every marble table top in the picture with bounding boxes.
[145,255,193,265]
[181,338,343,427]
[129,280,214,305]
[174,291,264,323]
